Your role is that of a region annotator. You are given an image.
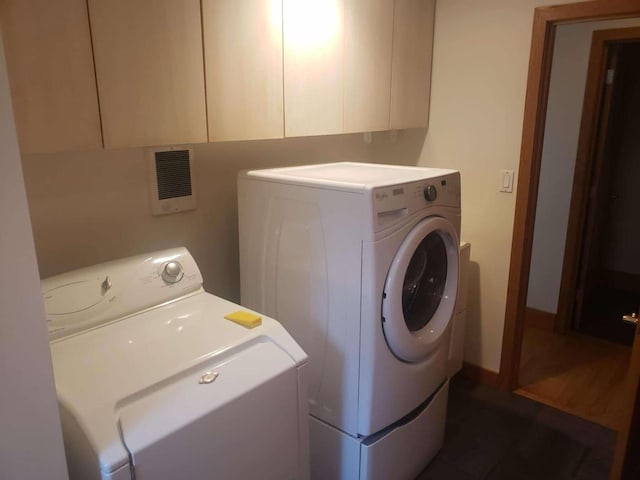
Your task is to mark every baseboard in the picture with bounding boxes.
[524,307,556,331]
[461,362,499,387]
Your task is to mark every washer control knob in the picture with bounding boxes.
[423,185,438,202]
[161,261,184,284]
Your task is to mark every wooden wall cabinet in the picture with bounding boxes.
[2,0,435,153]
[0,0,102,154]
[283,0,345,138]
[390,0,435,130]
[283,0,433,136]
[344,0,394,134]
[88,0,207,149]
[202,0,284,142]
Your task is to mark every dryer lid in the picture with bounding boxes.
[50,293,307,474]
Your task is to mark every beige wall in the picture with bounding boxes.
[22,130,426,303]
[527,18,640,315]
[419,0,576,372]
[0,34,68,480]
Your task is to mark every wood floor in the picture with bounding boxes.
[516,326,631,430]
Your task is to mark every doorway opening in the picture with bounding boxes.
[570,40,640,346]
[499,3,640,477]
[514,24,640,431]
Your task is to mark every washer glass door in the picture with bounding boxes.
[403,232,448,332]
[382,216,459,362]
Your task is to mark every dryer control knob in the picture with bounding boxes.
[423,185,438,202]
[161,261,184,284]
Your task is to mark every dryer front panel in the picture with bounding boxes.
[117,342,301,480]
[382,216,459,362]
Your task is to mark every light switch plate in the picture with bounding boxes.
[500,170,514,193]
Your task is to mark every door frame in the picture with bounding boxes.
[498,0,640,392]
[556,26,640,334]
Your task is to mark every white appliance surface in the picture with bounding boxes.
[42,247,203,340]
[244,161,458,192]
[449,242,471,377]
[358,212,458,435]
[309,380,449,480]
[46,248,309,480]
[239,162,461,479]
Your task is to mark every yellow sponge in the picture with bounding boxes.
[224,311,262,329]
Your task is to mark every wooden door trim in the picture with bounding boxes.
[556,26,640,334]
[498,0,640,392]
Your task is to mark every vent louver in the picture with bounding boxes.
[155,149,192,200]
[148,146,196,216]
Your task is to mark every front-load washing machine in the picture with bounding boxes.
[238,162,461,479]
[43,247,309,480]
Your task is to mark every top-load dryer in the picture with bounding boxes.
[239,162,461,479]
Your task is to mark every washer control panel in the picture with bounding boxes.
[42,247,203,340]
[372,172,460,232]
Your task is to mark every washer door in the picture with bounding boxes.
[382,216,459,362]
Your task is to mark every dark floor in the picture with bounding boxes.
[579,287,637,346]
[417,376,616,480]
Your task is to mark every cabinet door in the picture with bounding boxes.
[390,0,435,129]
[88,0,207,148]
[283,0,344,137]
[203,0,283,142]
[0,0,102,154]
[344,0,394,133]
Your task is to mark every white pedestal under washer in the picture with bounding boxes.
[43,248,309,480]
[238,162,461,479]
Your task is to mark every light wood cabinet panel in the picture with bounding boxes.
[344,0,394,133]
[88,0,207,148]
[202,0,283,142]
[283,0,344,137]
[0,0,102,154]
[390,0,435,130]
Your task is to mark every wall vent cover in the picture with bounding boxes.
[148,146,197,215]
